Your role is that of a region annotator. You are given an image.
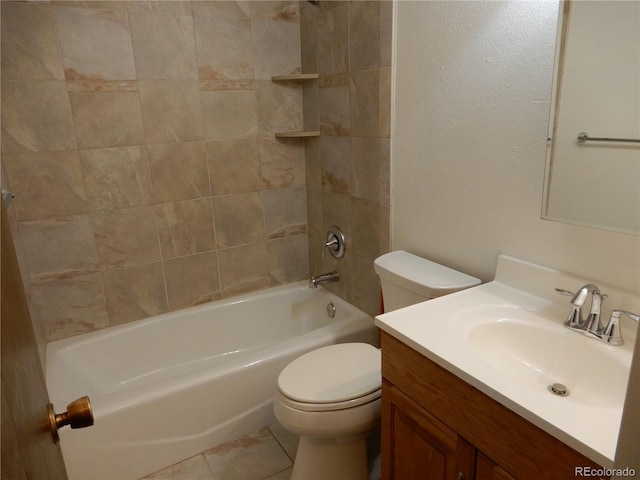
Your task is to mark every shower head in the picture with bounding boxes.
[308,0,320,5]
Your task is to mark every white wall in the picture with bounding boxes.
[392,0,639,293]
[391,1,639,474]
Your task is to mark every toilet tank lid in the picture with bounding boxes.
[374,250,481,297]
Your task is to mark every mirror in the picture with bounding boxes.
[542,0,640,235]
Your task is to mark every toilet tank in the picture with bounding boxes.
[374,250,481,312]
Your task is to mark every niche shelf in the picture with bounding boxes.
[270,73,319,82]
[274,130,320,138]
[271,73,320,139]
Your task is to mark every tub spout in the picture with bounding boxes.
[309,271,340,288]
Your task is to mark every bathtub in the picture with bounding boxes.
[46,281,378,480]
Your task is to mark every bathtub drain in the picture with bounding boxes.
[326,302,336,318]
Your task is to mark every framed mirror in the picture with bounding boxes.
[542,0,640,235]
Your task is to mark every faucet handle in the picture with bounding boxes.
[555,288,575,297]
[602,310,640,346]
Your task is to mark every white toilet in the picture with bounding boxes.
[274,250,480,480]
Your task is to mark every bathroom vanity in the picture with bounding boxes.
[381,331,602,479]
[375,255,638,480]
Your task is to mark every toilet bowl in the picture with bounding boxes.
[274,343,381,480]
[274,250,481,480]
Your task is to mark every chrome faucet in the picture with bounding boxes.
[309,271,340,289]
[557,285,640,346]
[556,284,607,338]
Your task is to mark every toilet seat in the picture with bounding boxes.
[278,388,381,412]
[277,343,381,412]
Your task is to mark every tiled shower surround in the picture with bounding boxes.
[1,0,391,344]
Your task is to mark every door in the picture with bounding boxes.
[1,198,68,479]
[381,380,475,480]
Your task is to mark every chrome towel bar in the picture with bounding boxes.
[577,132,640,144]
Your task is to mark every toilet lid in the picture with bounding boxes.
[278,343,381,404]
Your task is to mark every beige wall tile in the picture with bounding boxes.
[317,5,349,76]
[350,137,385,203]
[350,69,380,137]
[33,273,109,342]
[252,19,301,79]
[1,2,64,80]
[139,80,204,143]
[155,198,216,259]
[350,252,382,317]
[1,81,76,153]
[91,206,161,270]
[351,197,385,259]
[263,186,307,239]
[4,150,88,221]
[267,234,308,285]
[201,90,258,140]
[207,138,261,195]
[380,67,392,139]
[349,1,381,72]
[380,0,393,68]
[70,91,145,149]
[321,190,351,250]
[192,1,250,20]
[102,262,168,325]
[130,12,198,80]
[217,242,269,296]
[148,142,210,203]
[300,17,318,74]
[80,145,153,211]
[164,252,221,310]
[54,5,136,80]
[2,0,400,344]
[318,84,350,136]
[195,16,254,80]
[249,1,299,21]
[302,80,320,131]
[127,1,193,16]
[321,136,350,194]
[256,81,303,135]
[20,215,99,284]
[259,136,305,189]
[212,192,265,248]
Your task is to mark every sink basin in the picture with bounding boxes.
[455,306,629,407]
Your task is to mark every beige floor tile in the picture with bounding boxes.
[139,455,214,480]
[264,467,293,480]
[268,422,299,461]
[204,428,292,480]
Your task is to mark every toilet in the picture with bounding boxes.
[274,250,481,480]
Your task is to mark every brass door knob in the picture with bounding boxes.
[47,395,94,442]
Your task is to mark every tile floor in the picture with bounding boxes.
[138,423,381,480]
[138,423,298,480]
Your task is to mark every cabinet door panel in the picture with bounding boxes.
[476,453,516,480]
[382,381,474,480]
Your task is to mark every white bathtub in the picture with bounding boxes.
[46,281,378,480]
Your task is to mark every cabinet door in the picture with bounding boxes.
[382,381,475,480]
[476,453,516,480]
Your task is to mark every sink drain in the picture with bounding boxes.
[548,383,569,397]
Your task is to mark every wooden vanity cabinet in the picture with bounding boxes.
[380,332,607,480]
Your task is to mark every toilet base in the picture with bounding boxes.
[291,435,368,480]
